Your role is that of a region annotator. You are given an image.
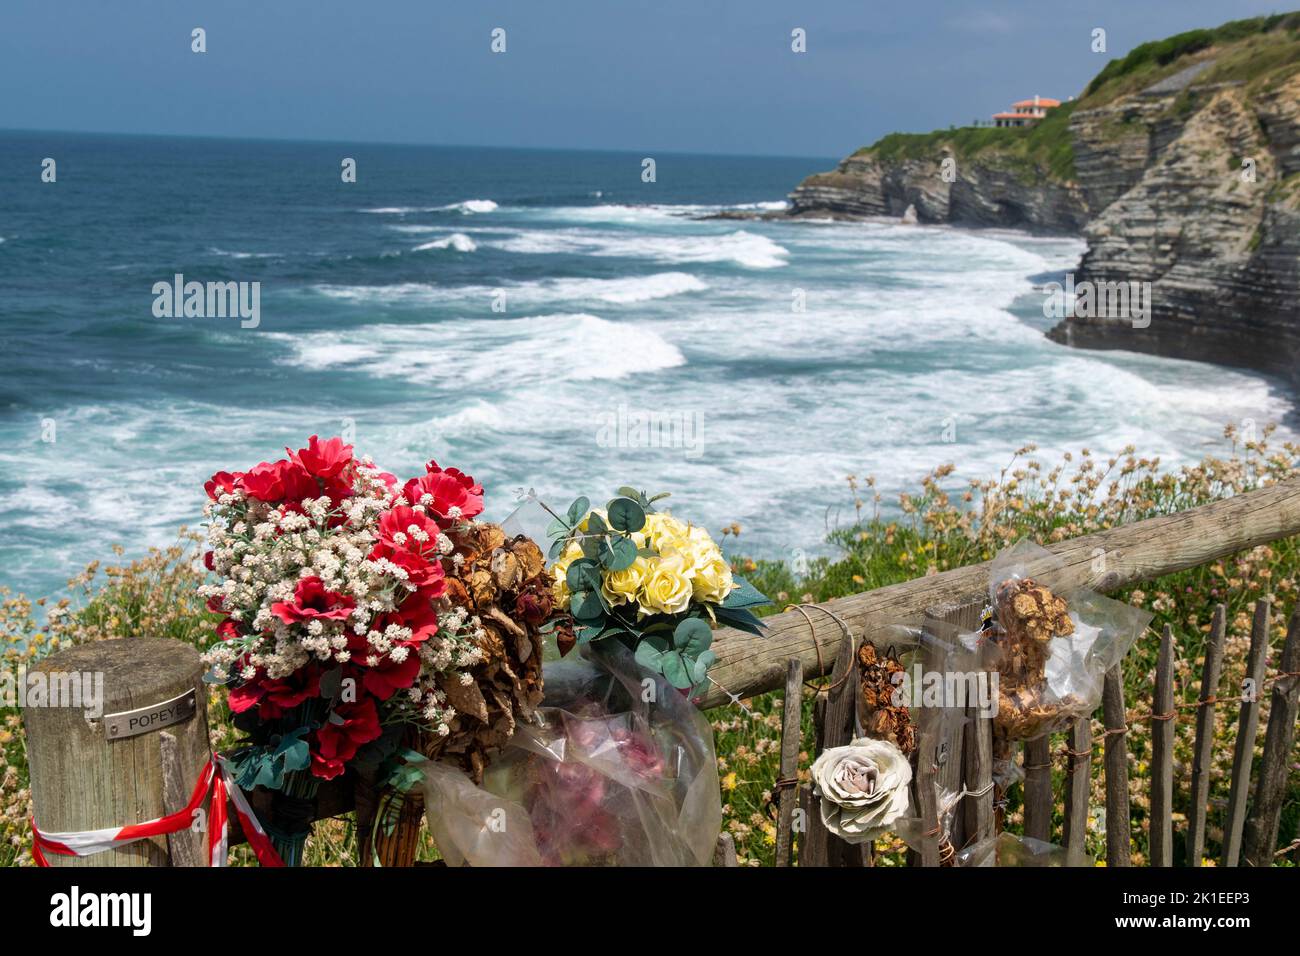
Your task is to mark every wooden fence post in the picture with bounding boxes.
[1222,599,1270,866]
[1187,604,1226,867]
[774,657,803,867]
[1148,625,1176,867]
[1242,604,1300,866]
[24,638,209,867]
[1102,664,1131,867]
[1062,718,1092,862]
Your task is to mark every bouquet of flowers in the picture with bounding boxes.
[974,540,1152,742]
[545,488,769,693]
[199,436,552,864]
[421,641,724,866]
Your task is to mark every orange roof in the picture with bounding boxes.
[1012,96,1060,108]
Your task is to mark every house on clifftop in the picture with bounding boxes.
[992,95,1061,127]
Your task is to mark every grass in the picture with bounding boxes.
[3,425,1299,867]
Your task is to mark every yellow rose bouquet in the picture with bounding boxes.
[545,488,770,692]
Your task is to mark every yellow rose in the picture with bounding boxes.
[602,557,649,607]
[551,540,584,605]
[692,551,735,604]
[637,552,694,615]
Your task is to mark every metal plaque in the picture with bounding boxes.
[103,688,197,741]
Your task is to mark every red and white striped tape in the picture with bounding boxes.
[31,756,284,867]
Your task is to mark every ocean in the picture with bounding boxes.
[0,130,1294,600]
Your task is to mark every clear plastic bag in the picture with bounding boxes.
[421,641,722,866]
[957,831,1091,867]
[974,540,1152,740]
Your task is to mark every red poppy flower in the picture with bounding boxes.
[400,472,484,525]
[204,470,243,501]
[271,576,357,626]
[346,593,439,700]
[366,541,447,593]
[424,460,483,495]
[288,435,354,480]
[377,506,443,550]
[310,697,382,779]
[240,459,318,505]
[228,665,322,719]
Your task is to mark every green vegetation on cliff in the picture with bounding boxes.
[851,12,1300,187]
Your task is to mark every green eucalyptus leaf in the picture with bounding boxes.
[606,497,646,533]
[634,639,667,671]
[570,590,605,622]
[565,496,590,526]
[603,534,639,571]
[586,511,607,536]
[660,652,693,689]
[673,616,713,655]
[567,558,602,593]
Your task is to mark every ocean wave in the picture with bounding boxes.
[360,199,497,215]
[413,233,478,253]
[492,228,788,269]
[312,270,706,306]
[271,313,686,386]
[209,247,280,259]
[441,199,498,214]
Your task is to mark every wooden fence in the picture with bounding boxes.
[22,477,1300,865]
[770,596,1300,867]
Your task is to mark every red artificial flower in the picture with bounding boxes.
[366,541,447,592]
[377,505,443,551]
[240,459,318,505]
[215,617,243,642]
[346,593,440,700]
[424,460,483,495]
[310,697,382,779]
[400,472,484,525]
[204,471,243,501]
[288,435,353,480]
[271,576,357,626]
[228,665,322,719]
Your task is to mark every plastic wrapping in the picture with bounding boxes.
[973,540,1152,741]
[957,831,1091,867]
[421,641,722,866]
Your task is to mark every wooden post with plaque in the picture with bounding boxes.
[23,638,210,866]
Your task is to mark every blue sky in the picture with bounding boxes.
[0,1,1288,156]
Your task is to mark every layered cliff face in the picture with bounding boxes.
[786,16,1300,382]
[1048,70,1300,380]
[788,151,1088,231]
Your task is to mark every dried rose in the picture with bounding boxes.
[811,737,912,843]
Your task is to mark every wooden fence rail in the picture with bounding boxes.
[698,477,1300,708]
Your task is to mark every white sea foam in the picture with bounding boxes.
[492,228,788,268]
[209,247,280,259]
[442,199,498,214]
[413,233,478,253]
[313,270,706,306]
[271,313,686,386]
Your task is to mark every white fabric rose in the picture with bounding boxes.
[811,737,912,843]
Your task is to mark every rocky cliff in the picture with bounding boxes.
[786,15,1300,382]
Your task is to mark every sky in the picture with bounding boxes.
[0,1,1290,157]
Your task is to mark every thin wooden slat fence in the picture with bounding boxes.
[781,595,1300,867]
